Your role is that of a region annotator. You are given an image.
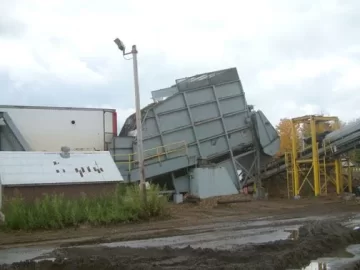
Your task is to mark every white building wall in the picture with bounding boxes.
[0,106,116,151]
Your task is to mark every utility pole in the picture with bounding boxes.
[114,38,146,203]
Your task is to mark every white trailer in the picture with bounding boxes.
[0,105,117,151]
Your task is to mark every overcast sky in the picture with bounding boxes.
[1,0,359,128]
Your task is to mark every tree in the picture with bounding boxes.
[276,118,300,156]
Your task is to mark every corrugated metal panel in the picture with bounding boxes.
[0,151,124,186]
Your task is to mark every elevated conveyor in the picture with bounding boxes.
[259,118,360,181]
[110,68,280,196]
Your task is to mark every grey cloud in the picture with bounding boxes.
[1,0,360,126]
[0,0,26,38]
[0,75,134,109]
[252,68,360,123]
[269,2,360,59]
[0,18,26,38]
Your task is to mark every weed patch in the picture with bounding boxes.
[1,184,169,230]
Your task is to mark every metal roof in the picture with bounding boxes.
[0,151,124,186]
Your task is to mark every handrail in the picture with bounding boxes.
[113,141,188,171]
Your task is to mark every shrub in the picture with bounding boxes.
[2,184,169,231]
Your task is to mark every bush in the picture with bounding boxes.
[2,184,169,231]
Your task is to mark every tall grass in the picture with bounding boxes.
[2,184,169,230]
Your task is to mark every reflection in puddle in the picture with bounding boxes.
[302,261,328,270]
[34,257,56,263]
[286,229,299,240]
[300,244,360,270]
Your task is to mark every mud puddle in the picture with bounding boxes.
[1,214,359,269]
[96,215,343,250]
[0,215,315,264]
[2,221,360,270]
[100,224,300,250]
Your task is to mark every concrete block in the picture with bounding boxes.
[173,193,183,204]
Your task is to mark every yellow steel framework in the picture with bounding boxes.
[342,155,354,193]
[288,115,343,197]
[113,141,188,171]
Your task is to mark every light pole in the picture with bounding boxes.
[114,38,146,203]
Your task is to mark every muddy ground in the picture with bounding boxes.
[0,195,357,248]
[2,221,360,269]
[1,196,360,269]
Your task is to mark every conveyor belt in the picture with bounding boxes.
[258,119,360,180]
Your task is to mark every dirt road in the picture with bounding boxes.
[0,195,355,248]
[1,196,360,269]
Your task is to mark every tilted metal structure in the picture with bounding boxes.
[110,68,280,195]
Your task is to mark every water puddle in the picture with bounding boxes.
[33,257,56,263]
[342,213,360,229]
[299,244,360,270]
[100,225,300,250]
[0,247,54,265]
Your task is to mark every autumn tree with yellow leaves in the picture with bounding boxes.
[275,118,301,156]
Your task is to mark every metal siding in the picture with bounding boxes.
[190,103,219,123]
[172,175,190,193]
[186,87,215,106]
[130,156,191,180]
[155,94,186,114]
[164,129,195,146]
[143,117,159,138]
[0,151,124,185]
[223,114,247,131]
[1,107,108,151]
[216,82,244,98]
[191,167,238,198]
[220,97,246,114]
[255,111,280,156]
[195,120,224,141]
[199,138,227,157]
[157,110,189,132]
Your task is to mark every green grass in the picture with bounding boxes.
[1,184,169,231]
